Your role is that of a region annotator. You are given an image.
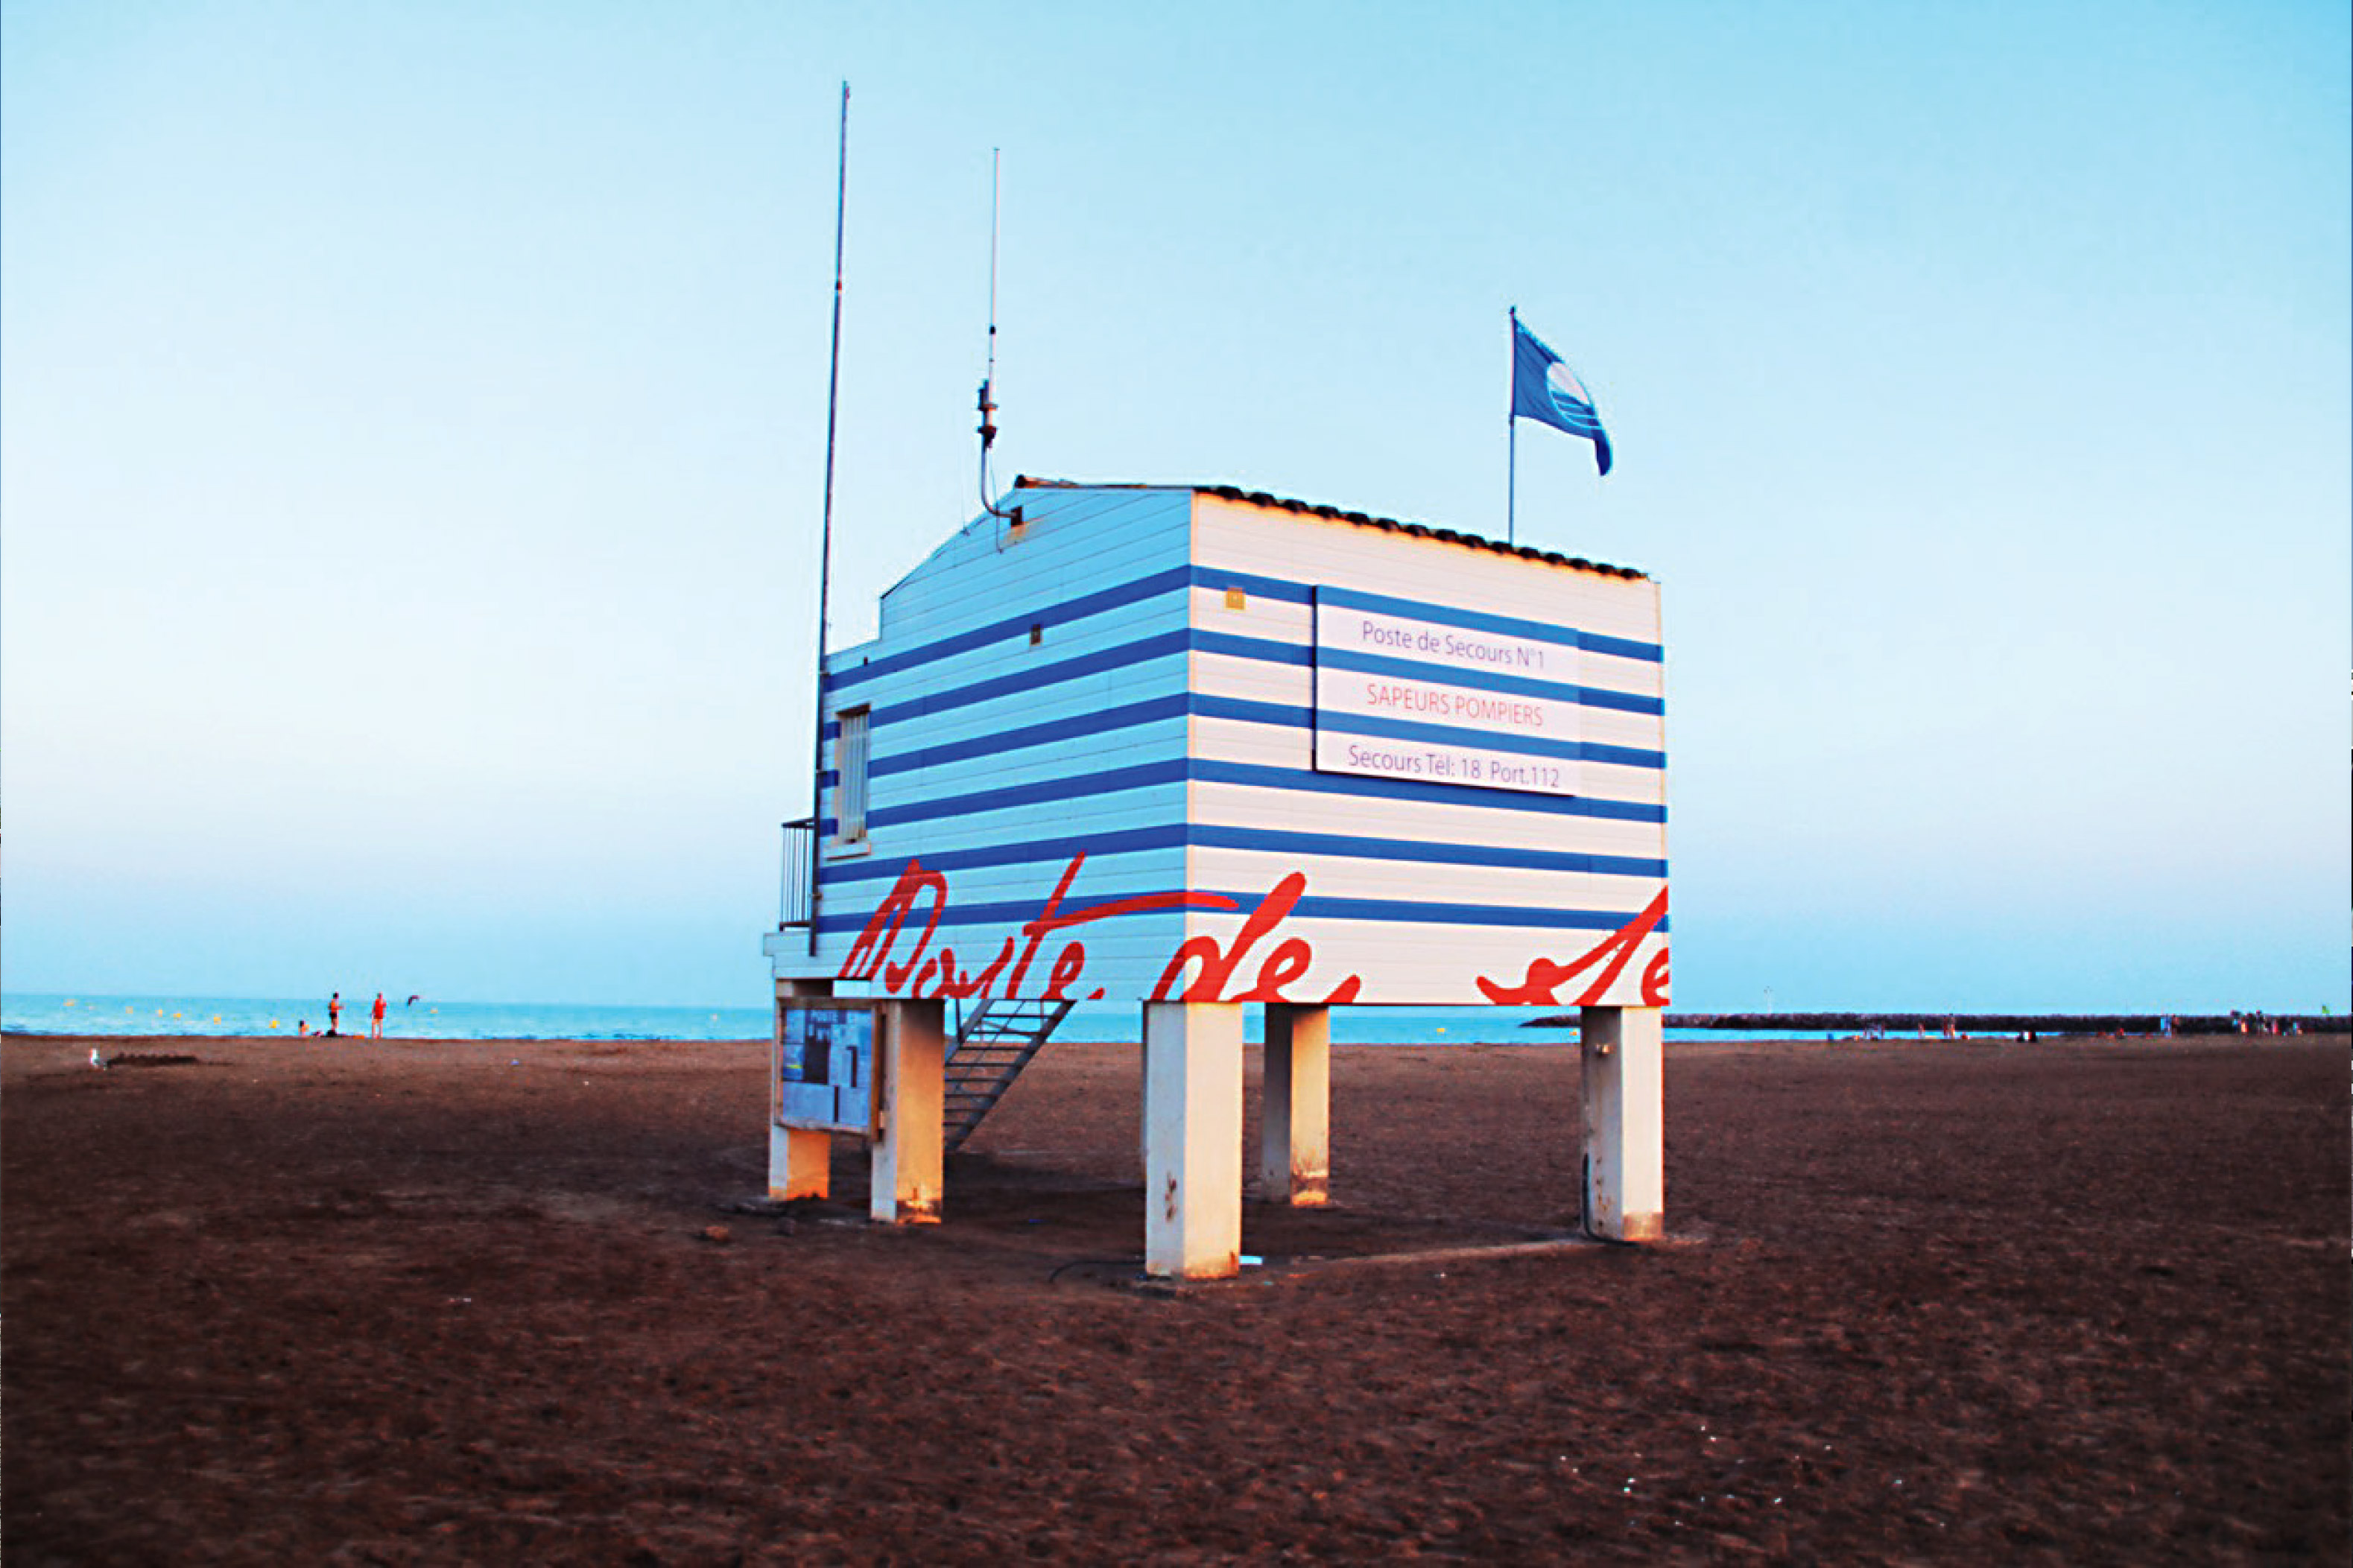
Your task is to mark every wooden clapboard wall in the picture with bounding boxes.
[1179,491,1667,1008]
[811,485,1199,1001]
[791,483,1668,1009]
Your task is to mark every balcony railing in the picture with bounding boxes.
[777,816,817,931]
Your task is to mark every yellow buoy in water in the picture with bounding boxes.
[269,1020,280,1029]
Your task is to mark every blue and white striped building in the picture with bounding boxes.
[768,479,1669,1013]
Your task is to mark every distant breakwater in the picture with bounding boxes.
[1529,1012,2346,1036]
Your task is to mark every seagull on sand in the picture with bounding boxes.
[89,1047,107,1070]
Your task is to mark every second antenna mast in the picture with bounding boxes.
[978,149,1014,518]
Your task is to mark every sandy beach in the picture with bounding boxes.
[4,1030,2343,1563]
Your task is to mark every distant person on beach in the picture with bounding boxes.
[298,1021,309,1037]
[370,993,387,1041]
[328,991,342,1037]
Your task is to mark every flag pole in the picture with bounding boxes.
[1507,305,1518,546]
[808,80,849,956]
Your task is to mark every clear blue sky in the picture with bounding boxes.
[4,1,2346,1012]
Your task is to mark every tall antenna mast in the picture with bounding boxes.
[807,80,849,955]
[978,147,1015,519]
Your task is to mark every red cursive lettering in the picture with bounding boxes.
[843,853,1238,1000]
[1151,873,1363,1005]
[1043,943,1087,1000]
[1639,948,1669,1006]
[838,862,949,988]
[1474,887,1670,1007]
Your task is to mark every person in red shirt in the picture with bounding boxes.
[370,992,387,1041]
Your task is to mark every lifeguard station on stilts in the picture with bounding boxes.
[761,474,1668,1278]
[761,97,1660,1278]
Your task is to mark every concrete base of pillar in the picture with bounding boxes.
[768,1126,832,1202]
[1260,1003,1331,1206]
[1580,1005,1665,1242]
[870,1000,945,1225]
[1143,1001,1244,1278]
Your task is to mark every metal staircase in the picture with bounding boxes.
[943,997,1075,1153]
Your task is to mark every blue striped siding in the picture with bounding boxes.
[1209,568,1665,662]
[820,825,1192,883]
[850,753,1665,834]
[853,691,1660,776]
[1189,629,1665,716]
[1314,708,1663,769]
[1191,758,1665,822]
[868,631,1189,727]
[828,565,1194,694]
[1186,694,1658,768]
[1277,893,1666,932]
[869,760,1188,831]
[822,564,1663,705]
[796,492,1666,1003]
[870,695,1190,778]
[1188,824,1665,880]
[1319,644,1604,707]
[820,821,1666,888]
[824,664,1660,746]
[1195,628,1314,668]
[816,887,1667,937]
[833,629,1660,749]
[1580,631,1662,664]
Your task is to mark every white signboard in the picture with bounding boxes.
[1320,601,1580,682]
[1313,588,1583,797]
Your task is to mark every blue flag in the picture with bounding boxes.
[1511,317,1612,476]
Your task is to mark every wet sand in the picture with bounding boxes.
[4,1031,2343,1563]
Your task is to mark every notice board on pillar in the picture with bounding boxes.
[773,999,884,1134]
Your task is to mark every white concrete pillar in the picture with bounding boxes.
[770,978,835,1201]
[1580,1005,1665,1242]
[1259,1004,1331,1206]
[1142,1001,1245,1278]
[870,999,946,1225]
[769,1125,833,1202]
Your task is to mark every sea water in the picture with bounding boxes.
[6,992,1586,1044]
[1,992,1837,1044]
[0,993,770,1042]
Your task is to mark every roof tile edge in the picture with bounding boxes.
[1011,475,1647,580]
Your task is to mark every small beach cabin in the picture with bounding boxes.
[763,479,1669,1277]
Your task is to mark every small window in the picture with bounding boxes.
[1029,623,1044,646]
[835,707,871,843]
[1224,586,1248,611]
